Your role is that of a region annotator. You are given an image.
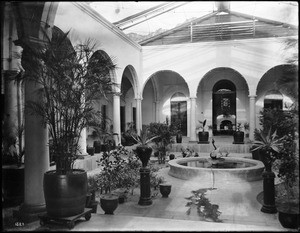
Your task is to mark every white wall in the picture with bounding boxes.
[54,2,142,86]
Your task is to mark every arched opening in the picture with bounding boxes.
[212,80,236,135]
[264,90,283,110]
[170,92,187,136]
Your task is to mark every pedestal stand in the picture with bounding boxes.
[261,170,277,213]
[138,167,152,206]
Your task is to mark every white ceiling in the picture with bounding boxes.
[89,1,298,35]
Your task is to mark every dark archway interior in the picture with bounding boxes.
[212,79,236,135]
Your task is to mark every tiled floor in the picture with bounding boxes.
[2,138,298,231]
[3,162,296,232]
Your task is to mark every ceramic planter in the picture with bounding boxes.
[44,169,87,217]
[198,131,209,143]
[2,164,25,206]
[100,194,119,214]
[233,131,244,144]
[159,184,172,198]
[135,145,152,167]
[169,154,175,160]
[278,202,300,229]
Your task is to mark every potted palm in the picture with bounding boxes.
[131,126,159,167]
[15,27,117,217]
[251,128,284,213]
[233,122,244,144]
[197,119,209,143]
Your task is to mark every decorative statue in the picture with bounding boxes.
[210,138,229,160]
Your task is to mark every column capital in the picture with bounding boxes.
[248,94,257,99]
[135,97,143,101]
[190,96,197,100]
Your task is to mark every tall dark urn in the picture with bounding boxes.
[43,169,87,217]
[260,155,277,214]
[135,145,152,167]
[198,131,209,144]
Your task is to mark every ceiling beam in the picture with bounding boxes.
[114,2,190,30]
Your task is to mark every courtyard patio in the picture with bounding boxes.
[3,136,298,232]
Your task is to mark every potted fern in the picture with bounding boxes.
[15,27,117,217]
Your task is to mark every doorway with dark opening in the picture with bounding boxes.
[212,80,236,135]
[170,93,187,136]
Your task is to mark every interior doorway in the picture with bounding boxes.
[212,80,236,135]
[171,93,187,136]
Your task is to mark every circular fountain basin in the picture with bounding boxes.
[168,157,265,182]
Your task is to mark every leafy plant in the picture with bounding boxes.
[258,108,297,139]
[243,122,249,131]
[121,122,137,146]
[251,128,284,165]
[273,134,299,211]
[235,122,243,131]
[96,146,128,194]
[185,188,222,222]
[14,28,117,174]
[131,126,159,146]
[197,119,207,132]
[88,115,115,150]
[148,122,175,164]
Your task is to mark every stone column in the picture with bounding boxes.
[136,97,142,133]
[14,80,49,222]
[3,70,19,138]
[189,97,197,142]
[249,95,256,141]
[155,100,160,122]
[113,94,121,145]
[78,128,87,155]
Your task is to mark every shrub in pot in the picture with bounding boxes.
[96,146,134,214]
[15,27,117,217]
[233,122,244,144]
[148,122,175,164]
[197,119,209,143]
